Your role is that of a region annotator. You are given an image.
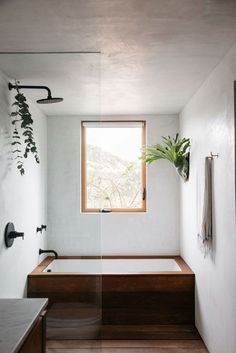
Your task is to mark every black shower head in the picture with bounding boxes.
[37,96,63,104]
[9,82,63,104]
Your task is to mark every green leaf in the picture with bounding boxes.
[20,168,25,175]
[23,131,32,136]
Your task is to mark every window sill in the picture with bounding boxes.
[80,211,148,215]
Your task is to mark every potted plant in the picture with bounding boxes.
[142,134,190,181]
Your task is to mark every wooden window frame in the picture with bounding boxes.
[81,120,147,213]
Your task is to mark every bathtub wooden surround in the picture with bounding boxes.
[28,256,197,340]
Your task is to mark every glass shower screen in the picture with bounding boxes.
[0,52,102,350]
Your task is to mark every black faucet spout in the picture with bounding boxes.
[39,248,58,259]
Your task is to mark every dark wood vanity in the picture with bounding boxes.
[18,311,46,353]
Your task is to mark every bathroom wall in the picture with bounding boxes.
[0,71,47,298]
[47,115,180,255]
[180,44,236,353]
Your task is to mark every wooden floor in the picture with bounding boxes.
[47,340,209,352]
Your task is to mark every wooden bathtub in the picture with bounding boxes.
[28,256,197,340]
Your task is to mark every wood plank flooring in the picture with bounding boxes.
[47,339,209,352]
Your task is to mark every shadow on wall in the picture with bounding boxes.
[0,75,13,256]
[0,77,12,179]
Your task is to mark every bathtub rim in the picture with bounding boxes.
[29,256,194,277]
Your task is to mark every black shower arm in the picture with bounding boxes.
[9,82,52,98]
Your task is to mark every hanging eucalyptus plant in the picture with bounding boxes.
[10,81,39,175]
[142,134,190,181]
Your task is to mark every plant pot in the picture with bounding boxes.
[175,153,190,182]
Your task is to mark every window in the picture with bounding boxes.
[81,121,146,212]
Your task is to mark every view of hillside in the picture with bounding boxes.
[86,144,142,209]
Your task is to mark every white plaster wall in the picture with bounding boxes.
[47,115,179,255]
[180,44,236,353]
[0,72,47,298]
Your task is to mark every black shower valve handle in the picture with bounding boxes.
[36,226,42,233]
[4,222,24,248]
[41,224,47,231]
[9,231,24,240]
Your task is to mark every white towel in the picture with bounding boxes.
[201,157,213,242]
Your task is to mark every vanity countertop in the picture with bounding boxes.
[0,298,48,353]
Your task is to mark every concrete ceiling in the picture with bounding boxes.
[0,0,236,115]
